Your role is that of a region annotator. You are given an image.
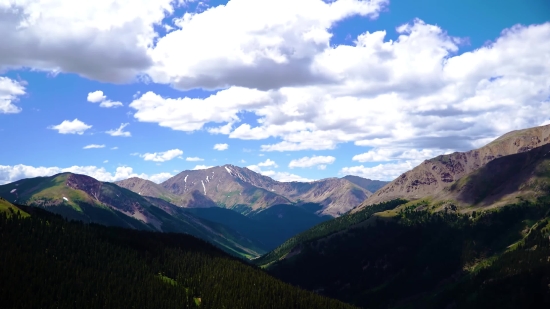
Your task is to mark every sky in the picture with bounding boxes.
[0,0,549,184]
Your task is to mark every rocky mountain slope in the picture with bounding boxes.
[356,124,550,210]
[440,142,550,208]
[117,165,374,217]
[342,175,388,193]
[0,173,266,259]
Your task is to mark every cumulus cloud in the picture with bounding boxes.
[288,155,335,168]
[343,148,454,181]
[340,161,420,181]
[186,157,204,161]
[140,149,183,162]
[213,143,229,151]
[352,148,452,162]
[106,123,131,137]
[0,76,26,114]
[271,172,314,182]
[99,100,124,108]
[83,144,106,149]
[129,20,550,156]
[148,0,387,90]
[0,164,172,184]
[148,172,174,183]
[87,90,123,108]
[0,0,176,82]
[193,165,214,170]
[247,162,312,182]
[257,159,278,168]
[49,119,92,135]
[87,91,106,103]
[2,1,549,167]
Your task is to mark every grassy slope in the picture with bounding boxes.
[0,198,29,217]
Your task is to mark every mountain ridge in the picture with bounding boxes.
[117,165,378,217]
[355,124,550,211]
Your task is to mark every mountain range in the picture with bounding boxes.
[116,165,382,217]
[0,166,386,258]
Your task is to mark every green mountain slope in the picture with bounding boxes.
[0,173,267,259]
[0,197,29,217]
[265,199,550,309]
[0,205,356,309]
[254,199,408,267]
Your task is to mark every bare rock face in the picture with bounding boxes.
[117,165,374,217]
[355,124,550,210]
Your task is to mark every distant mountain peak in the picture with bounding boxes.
[116,165,377,217]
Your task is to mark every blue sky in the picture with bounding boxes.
[0,0,549,184]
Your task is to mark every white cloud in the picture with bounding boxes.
[185,157,204,162]
[213,143,229,151]
[131,20,550,156]
[340,161,421,181]
[0,0,177,82]
[99,100,123,108]
[87,90,106,103]
[148,172,173,183]
[0,76,26,114]
[246,163,312,182]
[0,164,172,184]
[129,87,271,132]
[148,0,387,90]
[193,165,214,170]
[345,148,454,180]
[141,149,183,162]
[272,172,314,182]
[111,146,118,150]
[106,123,131,137]
[258,159,278,168]
[49,119,92,135]
[87,90,123,108]
[289,155,335,168]
[103,160,109,163]
[2,1,549,162]
[352,148,451,162]
[83,144,105,149]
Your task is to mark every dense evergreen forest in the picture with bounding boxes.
[267,198,550,309]
[255,199,408,267]
[0,202,356,309]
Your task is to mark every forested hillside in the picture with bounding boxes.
[266,198,550,308]
[255,199,408,267]
[0,202,355,309]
